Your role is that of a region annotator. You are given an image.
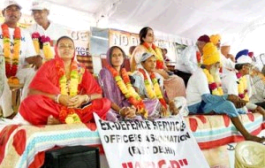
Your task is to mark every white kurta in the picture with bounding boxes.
[27,22,68,42]
[0,26,37,117]
[175,45,199,74]
[220,52,235,77]
[250,75,265,104]
[186,68,210,106]
[0,56,5,99]
[27,22,68,59]
[222,71,257,110]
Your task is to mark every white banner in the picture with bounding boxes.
[94,114,209,168]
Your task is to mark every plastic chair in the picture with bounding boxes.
[235,141,265,168]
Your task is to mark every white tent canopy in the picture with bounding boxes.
[2,0,265,53]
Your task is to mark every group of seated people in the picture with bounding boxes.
[19,34,185,125]
[1,0,265,145]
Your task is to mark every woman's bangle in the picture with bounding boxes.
[119,107,126,115]
[84,95,91,103]
[55,94,61,103]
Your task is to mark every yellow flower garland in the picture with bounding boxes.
[237,74,249,101]
[31,33,53,61]
[203,69,223,95]
[59,63,80,96]
[56,61,85,124]
[43,41,53,61]
[138,68,168,114]
[106,65,148,118]
[2,24,21,78]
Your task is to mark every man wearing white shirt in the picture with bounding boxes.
[222,50,265,116]
[0,0,38,117]
[27,0,68,57]
[174,35,210,86]
[210,34,235,77]
[187,42,265,143]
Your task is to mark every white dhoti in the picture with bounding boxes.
[0,78,13,117]
[16,68,36,100]
[0,68,36,117]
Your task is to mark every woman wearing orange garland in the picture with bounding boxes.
[99,46,160,122]
[19,36,111,125]
[133,53,185,117]
[130,27,186,101]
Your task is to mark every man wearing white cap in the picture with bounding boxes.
[187,43,265,143]
[27,0,68,56]
[222,50,265,116]
[0,0,38,118]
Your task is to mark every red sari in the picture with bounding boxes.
[19,59,111,125]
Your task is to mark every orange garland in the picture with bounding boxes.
[138,68,167,109]
[1,24,21,78]
[106,64,148,119]
[142,42,164,69]
[55,60,85,123]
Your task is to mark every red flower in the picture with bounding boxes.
[58,68,65,77]
[196,51,201,63]
[150,72,156,79]
[236,72,242,79]
[32,32,40,38]
[121,68,130,83]
[143,42,150,49]
[159,98,167,109]
[156,60,164,69]
[128,97,137,106]
[209,83,218,90]
[151,44,157,50]
[14,27,21,39]
[10,65,17,76]
[41,36,51,43]
[71,62,78,70]
[68,108,75,114]
[1,24,10,38]
[239,93,245,99]
[59,107,68,123]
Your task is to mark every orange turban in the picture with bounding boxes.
[203,42,220,65]
[210,34,221,45]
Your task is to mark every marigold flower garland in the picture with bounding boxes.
[236,73,249,101]
[143,42,164,69]
[1,24,21,78]
[203,69,223,95]
[138,68,167,110]
[31,32,53,61]
[106,64,148,119]
[56,60,85,124]
[32,32,40,55]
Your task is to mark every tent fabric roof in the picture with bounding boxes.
[1,0,265,45]
[47,0,265,42]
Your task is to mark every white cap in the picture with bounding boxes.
[2,0,22,10]
[236,55,252,64]
[221,41,231,47]
[140,52,155,62]
[31,0,49,10]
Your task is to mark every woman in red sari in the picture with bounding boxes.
[19,36,111,125]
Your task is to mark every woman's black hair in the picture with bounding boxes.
[107,46,126,67]
[139,27,153,44]
[235,64,244,71]
[56,36,74,46]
